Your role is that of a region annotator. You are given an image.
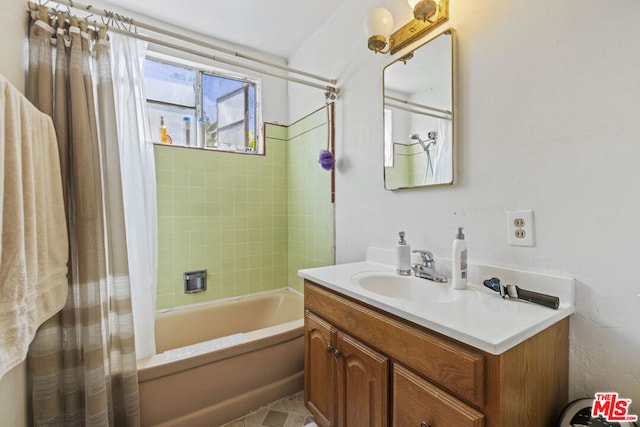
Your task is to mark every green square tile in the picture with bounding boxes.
[189,216,206,232]
[219,159,235,176]
[206,216,221,231]
[172,170,189,186]
[157,278,174,294]
[189,170,205,187]
[191,231,206,246]
[189,186,206,202]
[206,188,221,202]
[155,172,172,188]
[191,202,206,216]
[173,218,190,232]
[156,294,174,310]
[158,245,173,270]
[174,292,192,307]
[157,201,173,217]
[158,232,173,249]
[173,231,190,249]
[172,151,189,170]
[156,185,172,202]
[190,291,208,304]
[205,286,221,301]
[158,264,174,280]
[158,216,173,232]
[174,202,191,217]
[173,186,189,202]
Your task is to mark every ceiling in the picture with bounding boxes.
[99,0,347,58]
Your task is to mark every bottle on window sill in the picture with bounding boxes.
[197,117,206,148]
[160,116,168,144]
[182,116,191,146]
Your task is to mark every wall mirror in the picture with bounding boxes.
[383,29,454,190]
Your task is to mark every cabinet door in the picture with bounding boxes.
[305,312,337,427]
[336,331,389,427]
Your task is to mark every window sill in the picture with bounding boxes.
[153,142,263,156]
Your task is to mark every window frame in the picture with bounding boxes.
[145,51,263,154]
[216,86,249,150]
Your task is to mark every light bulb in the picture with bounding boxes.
[365,7,394,38]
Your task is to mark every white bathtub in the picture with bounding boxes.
[137,290,304,426]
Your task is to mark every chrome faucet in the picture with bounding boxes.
[412,250,448,283]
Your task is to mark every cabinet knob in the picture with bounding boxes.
[420,422,431,427]
[327,345,334,353]
[333,349,342,358]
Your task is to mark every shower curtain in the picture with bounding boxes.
[432,118,453,184]
[26,13,140,426]
[110,32,158,359]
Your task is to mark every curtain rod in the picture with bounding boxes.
[33,0,339,97]
[110,27,337,95]
[385,100,452,121]
[385,95,451,117]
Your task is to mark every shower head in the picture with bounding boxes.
[410,132,437,151]
[410,133,428,150]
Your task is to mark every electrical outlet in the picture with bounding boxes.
[507,210,534,246]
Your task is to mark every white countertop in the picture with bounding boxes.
[299,249,575,355]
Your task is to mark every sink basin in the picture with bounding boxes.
[351,271,461,304]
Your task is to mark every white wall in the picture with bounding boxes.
[289,0,640,411]
[0,1,29,424]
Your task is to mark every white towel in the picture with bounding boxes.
[0,73,68,379]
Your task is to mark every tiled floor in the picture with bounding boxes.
[221,391,316,427]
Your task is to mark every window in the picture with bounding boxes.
[384,108,394,167]
[144,57,260,153]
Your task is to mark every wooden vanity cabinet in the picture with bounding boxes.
[305,311,389,427]
[304,280,569,427]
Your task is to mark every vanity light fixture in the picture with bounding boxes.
[366,0,449,55]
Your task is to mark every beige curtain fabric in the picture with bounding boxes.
[26,14,140,427]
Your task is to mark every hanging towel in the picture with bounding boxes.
[0,73,68,379]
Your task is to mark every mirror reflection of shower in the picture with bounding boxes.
[410,131,438,184]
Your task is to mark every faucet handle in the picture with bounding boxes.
[412,250,434,265]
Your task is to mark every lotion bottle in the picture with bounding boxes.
[395,231,412,276]
[451,227,467,289]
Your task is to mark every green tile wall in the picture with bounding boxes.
[155,143,288,309]
[286,108,334,293]
[155,106,334,309]
[385,144,413,189]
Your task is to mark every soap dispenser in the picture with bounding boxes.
[451,227,467,289]
[395,231,412,276]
